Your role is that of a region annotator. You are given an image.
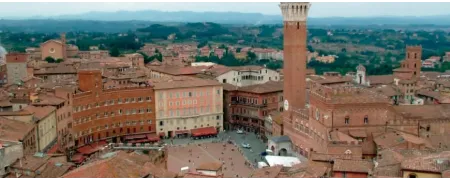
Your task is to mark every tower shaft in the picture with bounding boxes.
[280,2,310,111]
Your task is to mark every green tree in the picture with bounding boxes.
[45,56,56,63]
[197,41,208,48]
[110,47,120,57]
[247,51,257,61]
[55,58,64,63]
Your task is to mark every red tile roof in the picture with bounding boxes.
[196,162,222,171]
[333,159,373,173]
[0,116,34,142]
[191,126,217,137]
[62,151,152,178]
[71,153,86,164]
[23,105,56,120]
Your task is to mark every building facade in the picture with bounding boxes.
[152,76,223,138]
[24,105,57,152]
[223,81,283,142]
[216,66,281,87]
[6,53,29,84]
[72,70,156,147]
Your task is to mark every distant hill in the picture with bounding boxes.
[5,10,450,26]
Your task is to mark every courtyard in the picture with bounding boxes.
[165,131,268,177]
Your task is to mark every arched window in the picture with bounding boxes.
[345,116,350,124]
[364,115,368,124]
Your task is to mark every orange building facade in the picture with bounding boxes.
[72,70,156,147]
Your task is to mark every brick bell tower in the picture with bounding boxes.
[280,2,310,115]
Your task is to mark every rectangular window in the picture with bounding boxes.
[159,121,164,126]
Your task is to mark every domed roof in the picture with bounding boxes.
[356,64,366,71]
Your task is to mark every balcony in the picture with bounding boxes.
[231,101,267,108]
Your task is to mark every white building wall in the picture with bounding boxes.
[216,68,280,87]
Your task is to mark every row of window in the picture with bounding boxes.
[160,106,221,118]
[344,116,369,125]
[73,108,153,125]
[77,120,153,136]
[73,96,152,112]
[159,115,221,126]
[75,125,152,139]
[168,99,200,106]
[315,108,369,125]
[162,90,220,100]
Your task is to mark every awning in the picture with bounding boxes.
[128,139,151,144]
[124,134,147,140]
[191,126,217,137]
[175,130,190,135]
[159,132,166,137]
[147,134,160,142]
[71,153,86,164]
[46,143,59,154]
[90,141,108,151]
[77,145,98,155]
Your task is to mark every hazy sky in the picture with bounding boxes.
[0,2,449,18]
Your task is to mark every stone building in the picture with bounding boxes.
[150,76,223,138]
[23,105,57,152]
[223,81,283,142]
[6,53,30,85]
[72,70,157,147]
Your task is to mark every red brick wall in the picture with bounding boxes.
[283,22,307,110]
[73,86,156,147]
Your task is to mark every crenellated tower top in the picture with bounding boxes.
[279,2,311,22]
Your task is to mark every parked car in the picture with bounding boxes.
[241,143,251,148]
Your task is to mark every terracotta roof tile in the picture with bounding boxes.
[23,105,56,120]
[251,165,283,178]
[0,116,34,142]
[401,151,450,173]
[61,151,152,178]
[367,75,394,86]
[150,76,221,90]
[374,131,432,149]
[144,162,178,178]
[333,159,373,173]
[393,104,450,120]
[148,64,203,76]
[32,93,66,106]
[196,162,222,171]
[236,81,283,94]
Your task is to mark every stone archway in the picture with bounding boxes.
[279,148,288,156]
